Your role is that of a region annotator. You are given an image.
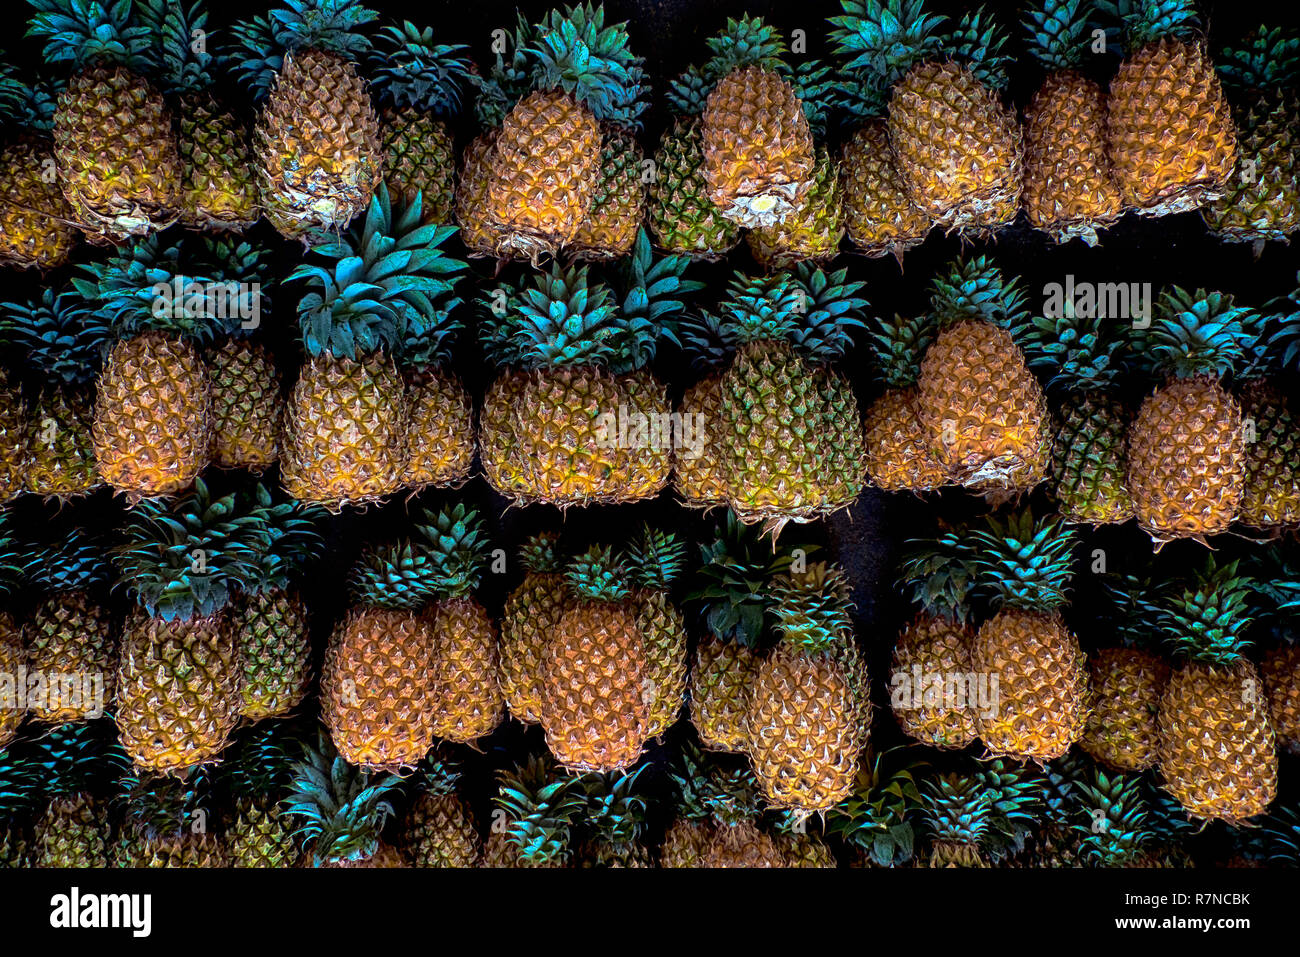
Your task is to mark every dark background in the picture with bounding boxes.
[2,0,1299,862]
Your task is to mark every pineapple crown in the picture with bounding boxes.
[467,17,531,128]
[617,230,705,358]
[829,0,946,85]
[118,765,218,841]
[225,15,282,98]
[1250,803,1300,866]
[777,59,843,140]
[0,64,58,130]
[290,187,467,361]
[136,0,214,95]
[825,746,926,865]
[669,745,766,828]
[270,0,375,57]
[284,729,401,866]
[493,754,585,866]
[527,3,648,128]
[940,7,1015,90]
[0,741,40,822]
[517,532,562,575]
[703,15,787,79]
[565,545,630,603]
[1138,287,1260,380]
[664,66,711,117]
[410,746,463,798]
[687,512,818,646]
[1215,27,1300,96]
[0,285,110,387]
[969,510,1078,611]
[221,719,301,802]
[114,477,271,622]
[1093,563,1164,649]
[578,766,648,852]
[621,525,687,591]
[1153,555,1255,664]
[1016,298,1132,393]
[0,519,22,602]
[865,311,937,389]
[1246,546,1300,631]
[1023,0,1103,72]
[970,758,1045,862]
[26,0,153,72]
[31,720,127,800]
[22,528,113,594]
[1071,768,1155,866]
[1037,750,1090,826]
[929,256,1031,331]
[348,505,489,608]
[369,21,473,116]
[73,236,241,345]
[769,562,855,652]
[920,773,992,848]
[897,526,980,624]
[1098,0,1201,49]
[243,485,325,597]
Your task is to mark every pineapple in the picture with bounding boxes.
[0,66,78,269]
[969,512,1089,761]
[115,766,228,867]
[892,531,981,749]
[231,487,323,723]
[220,720,302,867]
[0,527,23,750]
[27,0,181,241]
[478,235,698,508]
[825,746,927,867]
[539,546,650,773]
[28,720,123,868]
[748,562,870,813]
[676,267,867,535]
[482,754,583,868]
[483,3,647,260]
[1260,643,1300,758]
[425,506,504,745]
[698,16,814,227]
[622,527,689,740]
[920,759,1042,867]
[76,236,236,500]
[915,257,1050,491]
[1021,0,1125,245]
[21,530,116,724]
[861,311,949,492]
[401,749,480,868]
[320,515,448,771]
[141,0,259,232]
[280,187,467,509]
[1155,557,1277,823]
[831,1,1022,232]
[1102,0,1236,216]
[113,478,265,773]
[646,68,742,260]
[1254,558,1300,756]
[499,532,565,726]
[1126,288,1256,543]
[0,370,27,505]
[1202,28,1300,252]
[1019,297,1136,525]
[1,284,108,499]
[569,128,647,261]
[231,0,382,240]
[284,729,404,867]
[575,766,652,868]
[1234,318,1300,530]
[1083,648,1168,772]
[369,21,473,225]
[745,61,847,268]
[1068,767,1162,868]
[0,741,38,867]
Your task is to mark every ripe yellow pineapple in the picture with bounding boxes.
[699,18,814,227]
[838,120,933,263]
[208,339,282,473]
[454,133,507,256]
[232,0,383,240]
[1081,647,1168,772]
[1261,645,1300,758]
[402,752,480,868]
[891,615,979,750]
[499,534,565,725]
[1235,380,1300,530]
[672,376,728,509]
[622,527,690,740]
[569,129,647,260]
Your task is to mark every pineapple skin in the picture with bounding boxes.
[115,613,241,774]
[634,588,688,739]
[863,387,950,492]
[0,136,78,269]
[748,645,863,812]
[401,371,474,492]
[890,613,978,749]
[233,589,312,723]
[673,375,728,508]
[888,61,1023,230]
[1079,647,1168,772]
[702,66,815,227]
[1204,89,1300,247]
[0,374,27,504]
[1260,646,1300,758]
[1050,393,1134,525]
[1106,40,1237,216]
[208,338,282,473]
[1236,381,1300,529]
[319,607,439,772]
[485,90,601,258]
[746,146,845,268]
[178,93,260,232]
[381,107,457,224]
[689,636,757,754]
[569,129,647,261]
[92,332,211,500]
[971,610,1088,762]
[255,49,382,241]
[228,798,299,868]
[23,591,116,723]
[53,66,181,241]
[280,353,407,510]
[427,597,504,744]
[24,387,99,499]
[1158,660,1278,823]
[31,796,113,868]
[916,322,1049,489]
[1022,70,1124,245]
[0,613,24,750]
[839,121,932,260]
[404,791,480,868]
[647,119,741,260]
[540,599,649,773]
[454,132,508,257]
[500,568,566,725]
[1126,375,1245,541]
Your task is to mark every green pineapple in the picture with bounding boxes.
[0,740,38,867]
[29,720,125,868]
[1071,767,1160,867]
[621,526,689,739]
[116,765,228,867]
[1234,315,1300,530]
[481,755,584,868]
[826,746,927,867]
[221,719,303,868]
[401,748,480,868]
